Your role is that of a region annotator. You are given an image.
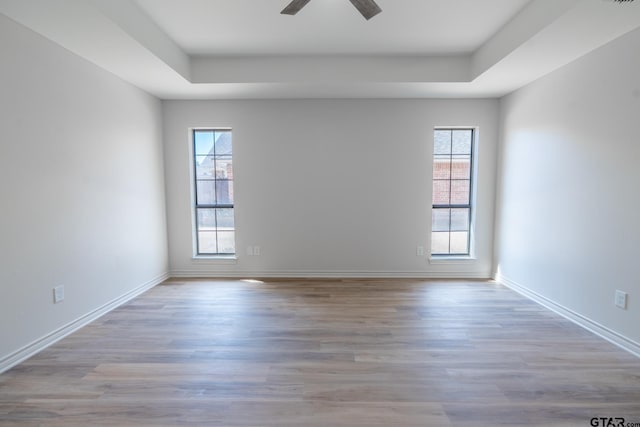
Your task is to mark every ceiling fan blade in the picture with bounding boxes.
[348,0,382,20]
[281,0,312,15]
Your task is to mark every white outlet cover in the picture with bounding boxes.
[614,290,627,309]
[53,285,65,304]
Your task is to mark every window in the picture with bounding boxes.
[431,128,474,256]
[193,129,235,255]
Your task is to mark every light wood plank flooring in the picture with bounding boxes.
[1,279,639,426]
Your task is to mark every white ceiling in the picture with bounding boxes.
[134,0,530,56]
[1,0,640,99]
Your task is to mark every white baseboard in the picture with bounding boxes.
[170,269,491,279]
[0,272,169,374]
[496,273,640,358]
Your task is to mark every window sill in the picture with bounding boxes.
[429,256,476,265]
[192,255,238,264]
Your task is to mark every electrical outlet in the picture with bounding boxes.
[247,246,261,256]
[416,246,425,256]
[614,290,627,310]
[53,285,65,304]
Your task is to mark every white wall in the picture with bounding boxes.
[163,99,499,278]
[495,27,640,347]
[0,15,168,368]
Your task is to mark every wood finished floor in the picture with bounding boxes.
[1,279,640,427]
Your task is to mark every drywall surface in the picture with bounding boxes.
[495,27,640,345]
[163,98,499,278]
[0,15,168,364]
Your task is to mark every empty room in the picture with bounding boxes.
[1,0,639,426]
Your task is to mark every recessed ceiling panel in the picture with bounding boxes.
[134,0,531,56]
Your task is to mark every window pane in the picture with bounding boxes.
[451,156,471,180]
[434,130,451,155]
[216,180,233,204]
[216,208,235,229]
[433,156,450,179]
[214,131,232,155]
[217,231,236,254]
[432,208,450,232]
[450,232,469,254]
[431,232,449,254]
[197,208,216,228]
[452,130,472,154]
[196,180,216,205]
[196,208,235,255]
[451,180,470,205]
[195,131,215,155]
[451,208,470,231]
[198,231,218,254]
[215,156,233,179]
[196,155,215,179]
[432,180,450,204]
